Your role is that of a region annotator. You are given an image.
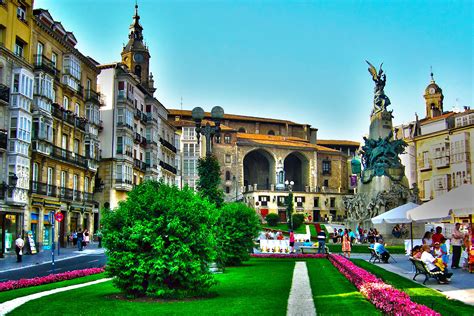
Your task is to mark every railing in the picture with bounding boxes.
[33,55,60,78]
[115,178,133,185]
[140,137,147,147]
[160,137,177,153]
[51,103,86,131]
[141,112,148,123]
[0,83,9,103]
[135,109,142,119]
[146,112,158,123]
[31,139,52,155]
[50,144,87,168]
[117,122,133,132]
[31,181,58,197]
[98,120,104,131]
[159,160,177,174]
[134,159,147,171]
[85,89,103,106]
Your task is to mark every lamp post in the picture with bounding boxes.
[191,106,224,157]
[232,175,238,201]
[285,180,294,228]
[0,173,19,258]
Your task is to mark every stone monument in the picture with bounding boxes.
[343,62,420,242]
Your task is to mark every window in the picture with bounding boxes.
[238,127,246,133]
[224,134,231,144]
[47,167,54,195]
[60,171,67,188]
[63,96,69,110]
[268,130,275,135]
[422,151,430,168]
[330,198,336,208]
[17,5,26,21]
[134,65,141,78]
[258,196,269,206]
[423,180,431,200]
[225,186,230,194]
[84,177,89,193]
[32,163,38,190]
[225,171,231,181]
[75,103,80,116]
[225,154,231,164]
[73,139,79,155]
[73,174,78,200]
[117,108,124,124]
[51,53,57,68]
[14,38,25,57]
[323,179,329,187]
[322,160,331,175]
[295,196,305,207]
[215,135,221,143]
[314,197,319,208]
[36,43,43,60]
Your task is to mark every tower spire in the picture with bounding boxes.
[430,66,435,82]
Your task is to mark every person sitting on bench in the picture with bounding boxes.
[420,244,452,284]
[374,239,390,263]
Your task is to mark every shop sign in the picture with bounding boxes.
[27,230,37,254]
[55,212,64,222]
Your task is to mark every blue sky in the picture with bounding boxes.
[34,0,472,141]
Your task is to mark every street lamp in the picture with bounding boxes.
[191,106,224,157]
[232,175,238,201]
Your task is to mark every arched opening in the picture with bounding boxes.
[268,130,275,135]
[243,149,275,190]
[134,65,142,78]
[283,152,309,191]
[238,127,246,133]
[225,171,231,181]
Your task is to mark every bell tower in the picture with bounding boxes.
[121,3,156,94]
[423,70,444,119]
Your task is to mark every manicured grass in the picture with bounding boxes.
[306,259,380,315]
[10,259,294,316]
[263,223,307,234]
[0,273,106,303]
[327,244,405,254]
[352,259,474,316]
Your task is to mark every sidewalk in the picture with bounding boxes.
[351,253,474,306]
[0,242,105,273]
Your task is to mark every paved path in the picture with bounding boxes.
[287,261,316,316]
[351,253,474,306]
[0,278,112,315]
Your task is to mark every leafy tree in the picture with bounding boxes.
[102,181,218,298]
[265,213,280,226]
[197,155,224,208]
[286,192,294,229]
[215,203,261,267]
[291,214,305,230]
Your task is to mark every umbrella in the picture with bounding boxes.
[371,202,418,224]
[371,202,418,254]
[407,184,474,222]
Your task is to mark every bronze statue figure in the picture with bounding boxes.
[366,60,391,116]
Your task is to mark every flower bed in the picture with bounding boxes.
[0,267,105,292]
[328,254,439,316]
[251,253,327,259]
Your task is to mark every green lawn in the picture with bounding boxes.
[352,259,474,316]
[327,244,405,254]
[307,260,380,315]
[9,258,381,316]
[0,273,106,303]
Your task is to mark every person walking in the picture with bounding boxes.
[83,229,90,248]
[317,229,327,254]
[451,223,464,269]
[77,228,84,251]
[289,230,295,253]
[72,230,78,247]
[15,235,24,263]
[342,229,351,258]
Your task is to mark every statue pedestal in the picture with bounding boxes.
[370,110,393,140]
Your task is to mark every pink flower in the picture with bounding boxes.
[0,267,105,292]
[251,253,327,259]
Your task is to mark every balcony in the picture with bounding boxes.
[159,160,177,174]
[134,132,141,144]
[87,159,99,172]
[117,91,134,106]
[49,144,87,168]
[58,187,83,202]
[135,109,142,120]
[140,137,147,147]
[0,83,9,104]
[117,122,133,132]
[434,156,450,169]
[30,181,58,197]
[0,130,6,151]
[33,55,60,79]
[141,113,148,123]
[5,187,28,205]
[32,138,52,155]
[51,103,86,131]
[114,178,133,191]
[85,89,103,106]
[83,192,95,203]
[160,137,177,153]
[146,112,158,123]
[10,93,31,112]
[134,159,147,171]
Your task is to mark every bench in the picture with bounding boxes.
[300,246,330,255]
[409,257,444,284]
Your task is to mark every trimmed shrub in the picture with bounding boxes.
[215,203,261,266]
[291,214,305,230]
[265,213,280,226]
[102,181,219,298]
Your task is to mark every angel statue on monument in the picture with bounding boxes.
[366,60,391,116]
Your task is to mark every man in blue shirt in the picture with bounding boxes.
[374,239,390,263]
[317,230,327,254]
